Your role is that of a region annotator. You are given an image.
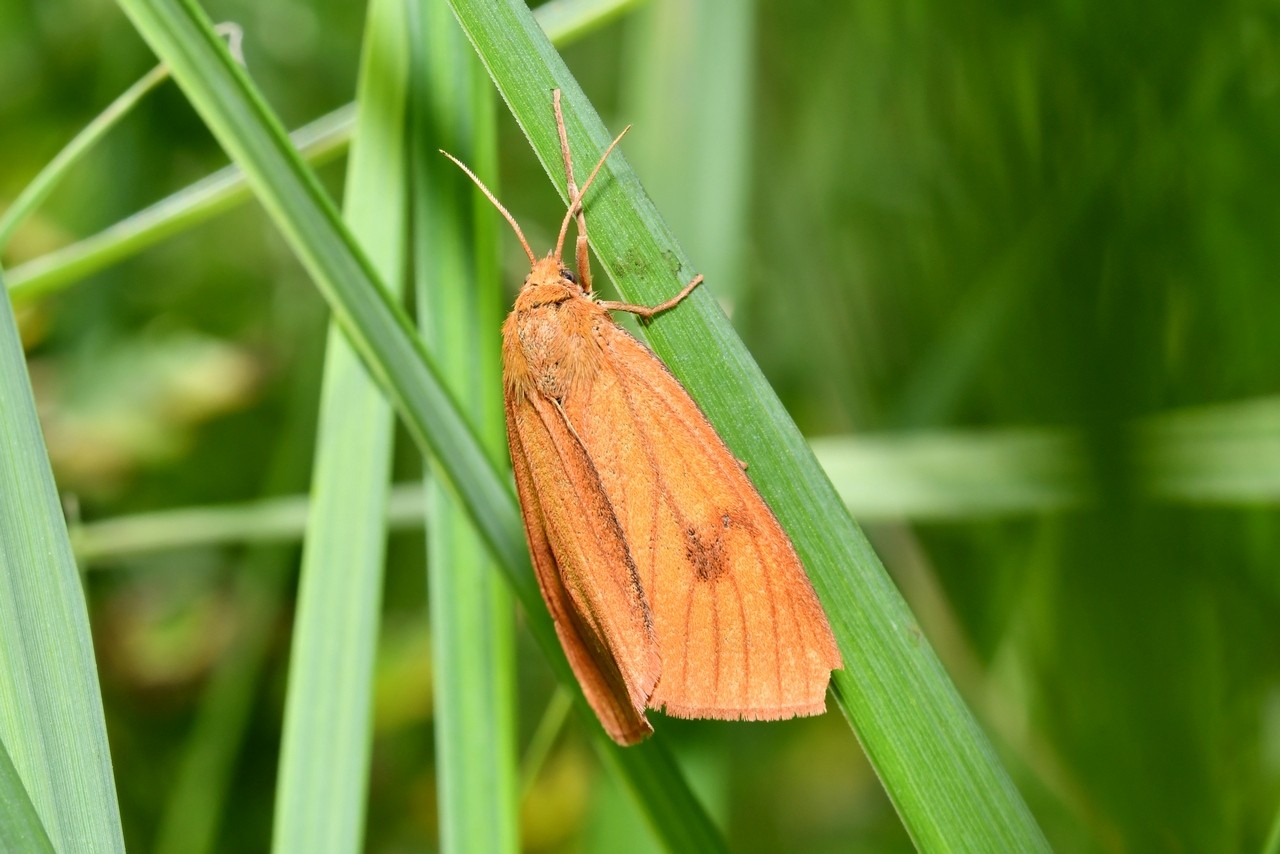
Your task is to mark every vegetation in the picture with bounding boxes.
[2,0,1277,850]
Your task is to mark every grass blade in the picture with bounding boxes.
[0,65,170,250]
[6,105,353,304]
[110,0,725,849]
[533,0,646,44]
[152,366,319,854]
[621,0,754,307]
[0,736,54,854]
[444,0,1047,848]
[271,0,409,850]
[812,430,1084,519]
[70,392,1280,563]
[409,1,517,850]
[1138,396,1280,503]
[153,555,290,854]
[0,270,124,852]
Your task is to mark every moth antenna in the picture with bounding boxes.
[552,90,581,216]
[553,124,631,261]
[440,149,537,265]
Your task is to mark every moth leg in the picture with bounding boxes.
[553,89,594,294]
[600,274,704,320]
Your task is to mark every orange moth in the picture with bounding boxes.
[444,90,840,745]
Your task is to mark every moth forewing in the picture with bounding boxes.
[504,379,656,744]
[567,321,840,720]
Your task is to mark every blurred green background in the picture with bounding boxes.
[4,0,1280,850]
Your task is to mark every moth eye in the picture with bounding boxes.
[562,269,577,284]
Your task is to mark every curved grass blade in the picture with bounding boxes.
[443,0,1048,848]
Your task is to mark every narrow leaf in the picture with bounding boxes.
[0,736,54,854]
[272,0,409,849]
[0,65,170,249]
[409,1,518,850]
[0,269,124,852]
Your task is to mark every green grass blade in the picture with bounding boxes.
[444,1,1047,848]
[4,1,638,305]
[271,0,409,850]
[0,64,170,249]
[533,0,647,43]
[153,309,321,854]
[410,2,517,851]
[812,430,1084,519]
[519,688,573,799]
[621,0,753,307]
[1138,396,1280,503]
[153,556,290,854]
[0,736,54,854]
[110,0,723,849]
[1264,800,1280,854]
[6,105,353,304]
[0,271,124,852]
[69,392,1280,562]
[70,494,311,559]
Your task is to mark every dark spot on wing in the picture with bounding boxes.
[685,516,735,583]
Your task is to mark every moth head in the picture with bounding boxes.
[525,256,571,289]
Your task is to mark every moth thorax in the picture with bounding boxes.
[516,303,594,400]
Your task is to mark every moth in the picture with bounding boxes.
[444,90,840,744]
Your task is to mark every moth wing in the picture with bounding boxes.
[565,321,841,720]
[505,387,660,744]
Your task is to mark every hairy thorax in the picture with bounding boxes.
[502,271,607,401]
